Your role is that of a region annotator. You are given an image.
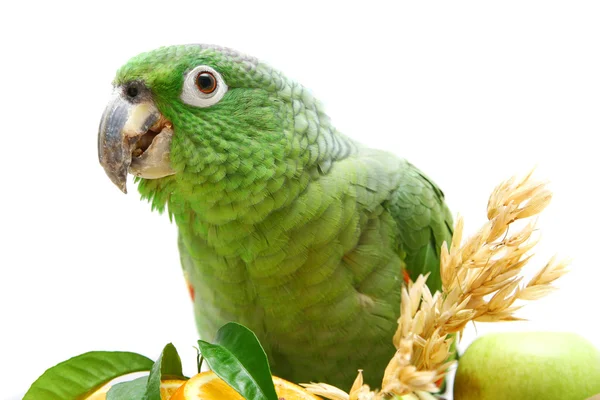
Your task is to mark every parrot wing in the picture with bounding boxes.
[387,162,454,292]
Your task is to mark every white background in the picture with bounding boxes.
[2,1,600,398]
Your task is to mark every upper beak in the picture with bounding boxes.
[97,93,175,193]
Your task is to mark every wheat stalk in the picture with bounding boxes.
[302,171,569,399]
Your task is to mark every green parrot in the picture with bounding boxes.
[97,44,453,389]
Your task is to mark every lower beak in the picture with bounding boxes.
[97,94,175,193]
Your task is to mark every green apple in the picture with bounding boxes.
[454,331,600,400]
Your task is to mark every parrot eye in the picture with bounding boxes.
[181,65,227,108]
[196,72,217,94]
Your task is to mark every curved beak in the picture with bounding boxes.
[97,94,175,193]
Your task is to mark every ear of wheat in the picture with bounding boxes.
[302,171,569,399]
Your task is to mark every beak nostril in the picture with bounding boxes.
[126,85,139,98]
[123,81,147,102]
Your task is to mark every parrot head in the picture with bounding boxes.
[98,44,313,198]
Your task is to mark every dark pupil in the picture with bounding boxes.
[197,74,215,91]
[126,85,139,98]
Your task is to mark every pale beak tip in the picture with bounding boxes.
[104,170,128,194]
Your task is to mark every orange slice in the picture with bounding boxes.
[86,378,186,400]
[171,371,320,400]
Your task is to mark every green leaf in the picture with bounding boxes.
[24,351,153,400]
[144,343,185,400]
[197,322,278,400]
[107,376,147,400]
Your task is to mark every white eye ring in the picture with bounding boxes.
[180,65,228,108]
